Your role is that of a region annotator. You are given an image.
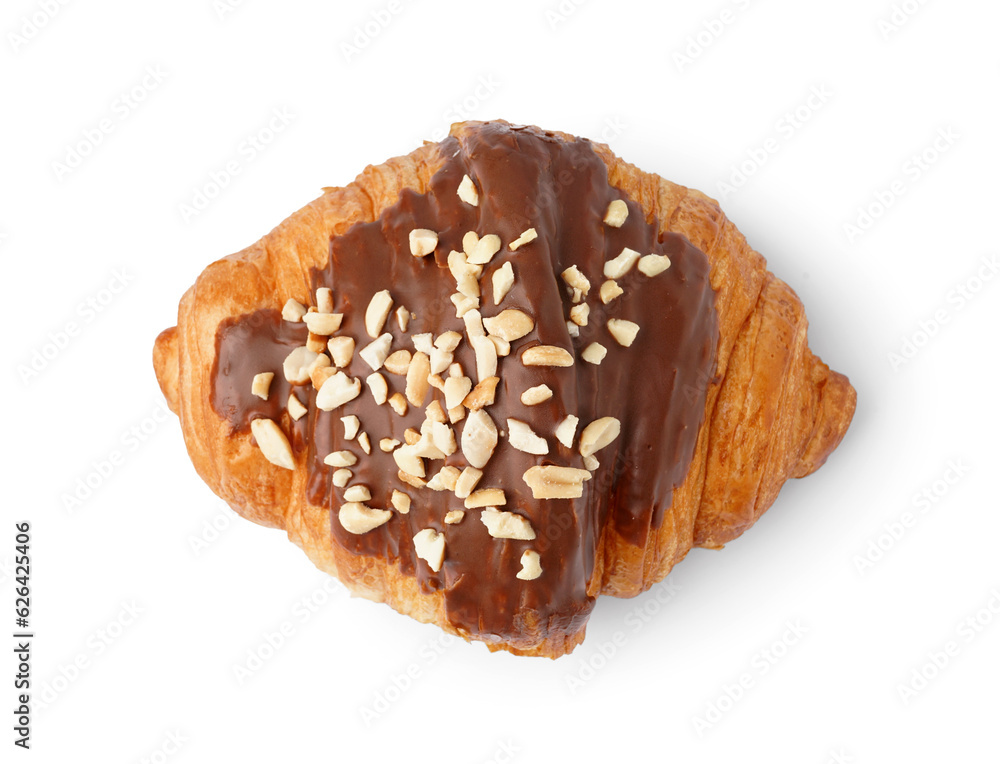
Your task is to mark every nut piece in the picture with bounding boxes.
[569,303,590,327]
[522,465,591,499]
[464,488,507,508]
[561,265,591,300]
[435,331,463,352]
[457,174,479,206]
[607,318,640,347]
[324,450,357,468]
[310,364,337,391]
[489,335,511,357]
[520,384,553,406]
[343,485,371,502]
[411,333,434,355]
[390,490,411,514]
[467,234,501,265]
[638,254,671,276]
[579,416,622,458]
[507,419,549,455]
[283,347,320,384]
[405,351,431,407]
[463,308,486,339]
[388,393,408,416]
[426,465,461,492]
[516,550,543,580]
[462,231,479,256]
[583,454,600,471]
[471,335,498,382]
[444,510,465,525]
[451,293,480,318]
[328,336,355,367]
[413,528,446,572]
[366,372,388,405]
[383,349,412,376]
[397,470,427,489]
[454,466,483,499]
[480,508,535,540]
[444,375,473,410]
[461,409,498,469]
[332,469,352,488]
[581,342,607,365]
[521,345,574,367]
[316,287,334,314]
[392,444,426,478]
[508,228,537,251]
[306,332,327,354]
[409,228,439,257]
[287,393,307,421]
[554,415,580,448]
[567,321,580,338]
[341,415,360,440]
[364,290,394,338]
[250,418,295,470]
[463,376,499,411]
[600,279,624,304]
[358,432,371,454]
[316,371,362,411]
[282,298,307,322]
[251,372,274,400]
[603,199,628,228]
[395,305,411,331]
[482,309,535,342]
[604,247,641,279]
[425,400,447,424]
[379,438,400,452]
[492,261,515,305]
[359,333,393,371]
[303,311,343,335]
[339,502,392,535]
[448,250,481,299]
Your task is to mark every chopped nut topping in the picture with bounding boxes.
[359,333,393,371]
[482,309,534,342]
[332,469,351,488]
[282,298,308,322]
[454,467,483,499]
[383,349,412,376]
[561,265,591,300]
[507,419,549,455]
[444,375,473,410]
[583,454,600,471]
[457,174,479,206]
[465,488,507,508]
[509,228,537,251]
[448,362,463,378]
[413,528,446,572]
[359,433,371,456]
[463,309,485,339]
[603,199,628,228]
[522,465,591,499]
[379,438,400,452]
[569,303,590,327]
[306,332,327,354]
[448,250,481,298]
[489,335,511,357]
[429,346,453,375]
[397,470,427,489]
[463,376,499,411]
[316,287,334,314]
[403,428,420,445]
[579,416,622,457]
[429,421,457,456]
[521,345,574,367]
[341,415,360,440]
[339,503,392,535]
[449,405,465,424]
[426,465,461,492]
[405,351,431,407]
[567,321,580,338]
[324,450,357,468]
[391,489,411,514]
[393,444,425,478]
[250,418,295,470]
[428,373,446,392]
[310,365,337,390]
[425,400,447,424]
[343,485,371,502]
[388,393,408,416]
[395,305,411,331]
[516,550,543,580]
[462,231,480,256]
[480,508,535,540]
[327,336,355,367]
[467,234,501,265]
[409,228,439,257]
[364,290,394,339]
[283,347,320,384]
[581,342,607,365]
[251,372,274,400]
[366,373,388,405]
[520,384,553,406]
[451,293,479,318]
[607,318,640,347]
[471,334,498,382]
[411,333,434,355]
[434,331,463,353]
[604,247,641,279]
[444,510,465,525]
[492,261,515,305]
[287,393,307,421]
[316,371,361,411]
[638,253,671,276]
[461,409,498,469]
[554,415,580,448]
[303,311,343,335]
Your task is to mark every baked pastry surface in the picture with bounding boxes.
[153,120,855,658]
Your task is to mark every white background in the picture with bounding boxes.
[3,0,999,761]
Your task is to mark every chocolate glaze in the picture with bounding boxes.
[210,123,718,648]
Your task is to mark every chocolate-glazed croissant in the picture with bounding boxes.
[153,121,855,658]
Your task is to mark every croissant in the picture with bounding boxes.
[153,120,855,658]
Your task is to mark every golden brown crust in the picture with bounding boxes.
[153,120,855,657]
